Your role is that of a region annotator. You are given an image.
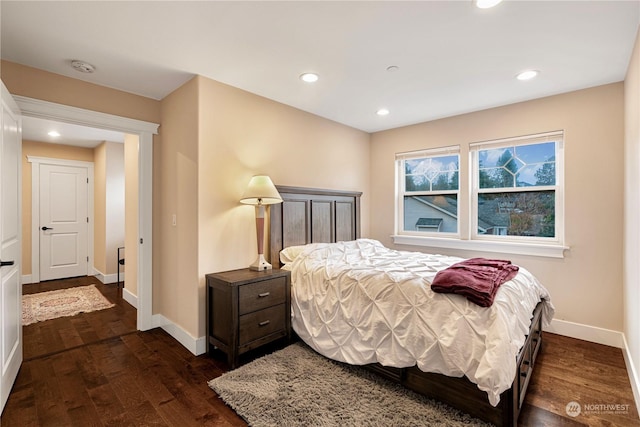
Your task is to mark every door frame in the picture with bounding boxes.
[15,96,158,331]
[29,157,94,283]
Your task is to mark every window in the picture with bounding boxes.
[394,131,566,257]
[396,146,460,236]
[471,132,563,243]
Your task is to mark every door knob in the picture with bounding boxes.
[41,226,53,231]
[0,260,14,267]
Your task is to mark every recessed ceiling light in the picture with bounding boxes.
[376,108,390,116]
[516,70,539,81]
[71,60,96,73]
[48,131,61,137]
[475,0,503,9]
[300,73,319,83]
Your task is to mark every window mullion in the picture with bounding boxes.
[477,185,557,194]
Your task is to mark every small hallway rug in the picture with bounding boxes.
[208,342,491,427]
[22,284,115,325]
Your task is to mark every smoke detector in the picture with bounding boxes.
[71,60,96,73]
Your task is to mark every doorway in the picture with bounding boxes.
[15,95,158,331]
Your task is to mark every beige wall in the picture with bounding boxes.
[94,141,126,276]
[1,60,160,124]
[624,28,640,396]
[21,140,95,275]
[94,142,107,273]
[156,77,199,332]
[197,76,370,339]
[155,75,370,339]
[124,134,139,296]
[371,83,625,332]
[105,141,125,277]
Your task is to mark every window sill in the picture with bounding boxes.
[391,235,569,258]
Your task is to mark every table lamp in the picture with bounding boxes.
[240,175,283,270]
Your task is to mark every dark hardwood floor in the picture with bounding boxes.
[21,276,138,361]
[2,277,639,426]
[520,333,639,426]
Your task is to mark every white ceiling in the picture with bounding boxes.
[2,1,639,136]
[22,116,124,148]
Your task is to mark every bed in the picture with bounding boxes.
[268,186,553,427]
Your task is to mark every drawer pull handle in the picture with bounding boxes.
[258,292,270,298]
[259,320,271,327]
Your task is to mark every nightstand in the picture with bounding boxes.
[205,268,291,368]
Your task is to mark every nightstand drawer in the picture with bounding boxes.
[239,277,286,315]
[239,304,286,345]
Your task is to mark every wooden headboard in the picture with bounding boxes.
[269,186,362,267]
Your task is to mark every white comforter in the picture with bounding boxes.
[287,239,554,406]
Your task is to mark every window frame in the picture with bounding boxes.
[392,131,568,258]
[395,145,461,238]
[470,131,565,246]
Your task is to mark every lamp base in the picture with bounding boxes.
[249,254,273,271]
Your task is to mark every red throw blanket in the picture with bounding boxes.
[430,258,519,307]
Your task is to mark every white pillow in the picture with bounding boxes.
[279,245,308,265]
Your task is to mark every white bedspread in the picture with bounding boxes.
[287,239,554,406]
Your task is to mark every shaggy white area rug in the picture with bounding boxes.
[208,342,492,427]
[22,285,115,325]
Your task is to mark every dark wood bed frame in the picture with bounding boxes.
[269,186,543,427]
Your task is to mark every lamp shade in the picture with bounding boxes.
[240,175,283,205]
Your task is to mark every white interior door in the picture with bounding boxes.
[1,82,22,414]
[39,164,88,281]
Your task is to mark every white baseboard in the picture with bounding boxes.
[122,288,138,309]
[22,272,122,285]
[93,269,120,285]
[151,314,206,356]
[545,318,625,348]
[621,334,640,414]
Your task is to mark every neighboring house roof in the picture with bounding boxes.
[416,218,443,227]
[477,199,511,229]
[411,195,511,230]
[412,196,457,218]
